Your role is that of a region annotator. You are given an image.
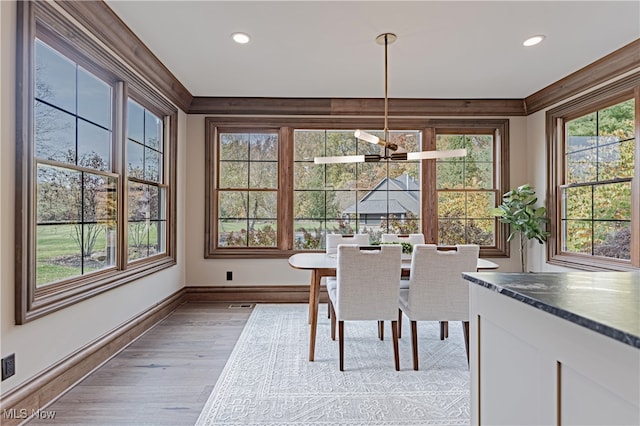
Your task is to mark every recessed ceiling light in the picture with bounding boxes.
[231,32,251,44]
[523,35,545,47]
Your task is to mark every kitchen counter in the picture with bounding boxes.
[463,271,639,425]
[462,271,640,348]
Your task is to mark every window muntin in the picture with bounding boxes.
[560,99,635,261]
[436,132,497,246]
[217,131,279,248]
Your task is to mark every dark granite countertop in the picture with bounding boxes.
[463,271,640,349]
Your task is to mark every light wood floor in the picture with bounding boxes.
[28,302,253,425]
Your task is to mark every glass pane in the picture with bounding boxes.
[562,220,592,254]
[145,110,162,151]
[36,224,81,287]
[148,185,160,220]
[438,219,465,245]
[388,217,420,235]
[37,164,81,223]
[249,162,278,188]
[593,221,631,260]
[147,221,160,256]
[145,147,161,182]
[564,186,592,219]
[128,221,149,261]
[326,219,357,235]
[389,131,420,153]
[357,163,387,190]
[294,163,324,190]
[78,120,111,170]
[294,130,325,161]
[599,99,634,140]
[218,191,248,218]
[249,133,277,161]
[82,223,112,272]
[466,135,493,161]
[218,219,247,247]
[248,220,277,247]
[598,138,634,180]
[128,181,148,221]
[220,133,248,161]
[293,219,325,250]
[467,218,495,245]
[35,39,76,113]
[566,148,596,184]
[155,221,167,255]
[218,162,248,188]
[34,101,75,163]
[438,191,465,218]
[566,112,597,152]
[388,164,419,184]
[326,131,357,156]
[593,182,631,220]
[77,67,111,129]
[467,191,495,219]
[437,162,464,189]
[294,191,326,219]
[326,163,356,190]
[465,162,493,189]
[82,172,117,224]
[127,100,144,144]
[127,140,145,179]
[248,191,277,219]
[436,134,467,151]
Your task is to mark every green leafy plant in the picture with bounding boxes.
[373,241,413,254]
[491,184,550,272]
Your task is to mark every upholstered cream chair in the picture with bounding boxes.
[326,233,369,254]
[327,244,402,371]
[381,233,425,245]
[398,244,480,370]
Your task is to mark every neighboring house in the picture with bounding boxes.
[343,173,419,225]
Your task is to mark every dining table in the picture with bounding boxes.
[288,252,499,361]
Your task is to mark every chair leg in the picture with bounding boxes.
[378,320,384,340]
[398,309,403,339]
[411,320,419,371]
[462,321,470,365]
[330,302,336,341]
[339,321,345,371]
[440,321,450,340]
[391,320,400,371]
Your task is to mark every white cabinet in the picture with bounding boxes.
[469,284,640,425]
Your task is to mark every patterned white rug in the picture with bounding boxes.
[196,304,470,426]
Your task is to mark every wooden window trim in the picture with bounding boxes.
[205,117,509,259]
[15,1,178,324]
[545,73,640,271]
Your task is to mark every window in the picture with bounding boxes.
[206,118,509,258]
[16,2,177,323]
[547,76,639,271]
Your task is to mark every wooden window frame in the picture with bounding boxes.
[546,73,640,271]
[205,117,509,259]
[15,1,177,324]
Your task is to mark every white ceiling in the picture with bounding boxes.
[105,1,640,99]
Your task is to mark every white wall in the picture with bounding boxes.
[0,0,186,395]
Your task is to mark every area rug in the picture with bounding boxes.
[196,304,470,425]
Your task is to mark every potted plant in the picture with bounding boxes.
[491,184,550,272]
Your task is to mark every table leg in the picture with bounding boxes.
[309,270,321,361]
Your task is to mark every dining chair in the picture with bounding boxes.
[381,233,425,245]
[398,244,480,370]
[326,244,402,371]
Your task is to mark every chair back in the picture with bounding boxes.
[381,233,425,245]
[335,244,402,321]
[407,244,479,321]
[326,233,369,254]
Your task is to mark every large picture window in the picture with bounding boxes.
[206,118,509,258]
[16,2,177,323]
[547,76,639,271]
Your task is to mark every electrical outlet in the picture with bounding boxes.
[2,354,15,380]
[226,271,233,281]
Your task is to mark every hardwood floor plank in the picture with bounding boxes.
[27,302,252,425]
